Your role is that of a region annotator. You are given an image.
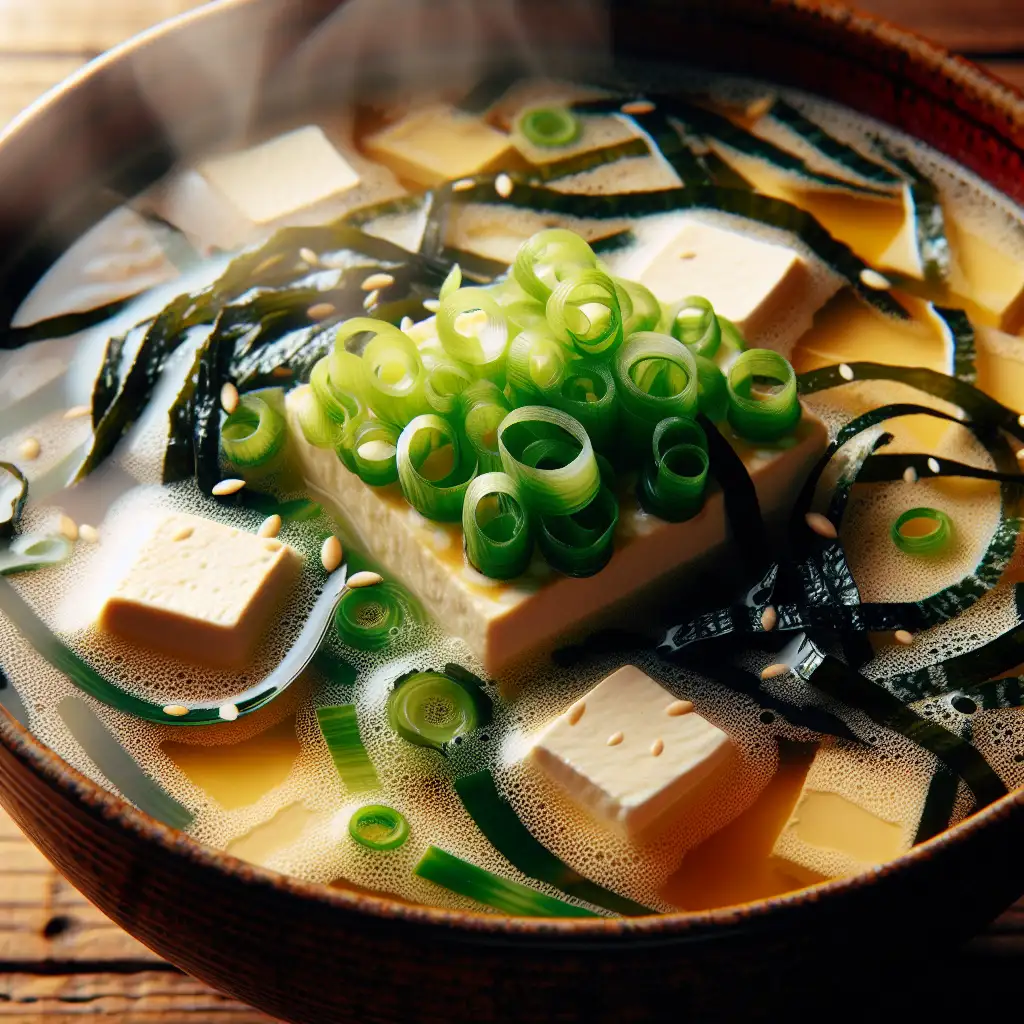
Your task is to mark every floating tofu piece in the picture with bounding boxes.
[285,388,827,673]
[771,738,934,884]
[975,324,1024,411]
[529,666,735,838]
[99,512,302,669]
[632,219,834,356]
[199,126,361,225]
[947,218,1024,332]
[363,104,513,188]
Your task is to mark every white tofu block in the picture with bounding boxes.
[99,512,302,668]
[199,126,361,225]
[363,104,513,188]
[529,666,735,838]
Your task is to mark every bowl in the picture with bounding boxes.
[2,1,1024,1020]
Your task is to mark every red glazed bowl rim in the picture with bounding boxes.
[1,0,1023,941]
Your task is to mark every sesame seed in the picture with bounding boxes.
[220,382,239,415]
[171,526,194,542]
[58,515,78,542]
[838,363,855,381]
[400,316,415,333]
[1018,413,1024,429]
[894,629,914,646]
[212,478,246,497]
[347,570,384,589]
[761,663,789,680]
[1018,449,1024,464]
[163,705,190,717]
[805,512,838,539]
[452,178,476,192]
[307,302,336,321]
[678,250,697,260]
[258,514,282,539]
[495,173,514,198]
[361,272,395,292]
[567,701,586,726]
[219,703,240,722]
[422,298,441,314]
[620,99,655,115]
[299,247,319,266]
[650,738,665,757]
[903,466,918,484]
[607,731,624,746]
[321,536,343,573]
[666,699,694,717]
[63,405,91,420]
[927,457,941,474]
[78,524,99,544]
[363,289,380,310]
[761,606,778,632]
[17,437,40,461]
[860,268,891,290]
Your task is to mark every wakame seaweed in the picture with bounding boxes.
[0,299,133,351]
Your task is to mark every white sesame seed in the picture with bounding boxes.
[621,99,655,115]
[666,699,694,717]
[400,316,415,333]
[894,630,914,646]
[422,298,441,314]
[258,514,282,539]
[307,302,336,321]
[220,382,239,415]
[567,701,586,726]
[78,524,99,544]
[607,731,624,746]
[219,703,240,722]
[761,663,789,680]
[299,247,319,266]
[761,606,778,632]
[927,457,941,474]
[678,250,697,260]
[805,512,838,539]
[860,268,891,290]
[903,466,919,484]
[63,405,91,420]
[452,178,476,192]
[347,570,383,589]
[1018,413,1024,429]
[361,272,395,292]
[17,437,40,461]
[321,536,343,573]
[58,515,78,542]
[363,289,380,310]
[171,526,194,542]
[838,363,855,381]
[1018,449,1024,464]
[651,738,665,757]
[163,704,190,718]
[495,173,514,199]
[212,478,246,497]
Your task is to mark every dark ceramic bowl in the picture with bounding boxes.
[2,2,1024,1021]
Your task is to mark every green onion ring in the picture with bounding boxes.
[456,380,510,473]
[497,406,600,516]
[221,394,287,468]
[614,331,700,443]
[546,267,623,358]
[437,287,509,372]
[538,486,619,577]
[439,263,462,300]
[552,358,618,449]
[663,295,722,359]
[317,705,379,793]
[349,804,410,851]
[463,472,533,580]
[639,440,709,524]
[726,348,801,441]
[361,324,431,426]
[293,385,345,449]
[387,668,492,753]
[614,276,662,335]
[694,354,729,421]
[351,419,400,486]
[396,414,477,521]
[512,229,597,304]
[334,580,407,651]
[505,329,569,402]
[518,106,582,148]
[424,358,474,415]
[891,507,954,556]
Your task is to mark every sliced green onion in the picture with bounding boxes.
[512,229,597,304]
[292,386,344,449]
[503,298,549,333]
[505,329,568,402]
[538,486,618,577]
[415,845,598,918]
[518,106,582,148]
[463,472,533,580]
[639,417,710,522]
[439,263,462,300]
[891,507,954,556]
[497,406,600,516]
[360,324,430,426]
[424,358,475,415]
[726,348,801,441]
[349,804,410,851]
[351,419,400,486]
[719,315,747,351]
[0,462,27,539]
[437,287,509,374]
[457,380,510,473]
[663,296,722,359]
[310,356,364,427]
[396,414,477,521]
[334,581,407,651]
[694,354,729,421]
[546,267,623,358]
[387,667,493,753]
[551,359,618,449]
[316,704,379,794]
[221,394,286,468]
[614,277,662,335]
[0,534,73,576]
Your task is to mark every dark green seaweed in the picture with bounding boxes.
[914,769,960,844]
[0,300,132,351]
[932,304,976,385]
[531,137,654,183]
[90,325,133,426]
[0,463,28,539]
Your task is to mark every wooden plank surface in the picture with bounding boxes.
[0,0,1023,1020]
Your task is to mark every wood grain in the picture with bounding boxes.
[0,0,1022,1020]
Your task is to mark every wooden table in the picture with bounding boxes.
[0,0,1023,1019]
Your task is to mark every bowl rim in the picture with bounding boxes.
[2,0,1024,941]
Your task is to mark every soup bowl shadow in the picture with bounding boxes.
[2,0,1024,1020]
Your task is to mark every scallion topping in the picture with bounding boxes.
[546,267,623,358]
[348,804,410,851]
[334,581,407,651]
[424,357,474,415]
[293,385,345,449]
[463,472,533,579]
[0,534,73,576]
[726,348,801,440]
[456,380,510,473]
[614,277,662,336]
[359,323,430,426]
[316,704,379,793]
[505,329,568,403]
[639,417,709,522]
[387,666,493,753]
[396,414,478,521]
[221,395,287,468]
[518,106,582,149]
[437,287,509,373]
[695,354,728,421]
[891,507,954,556]
[538,485,619,577]
[664,296,722,360]
[351,419,400,486]
[512,229,597,304]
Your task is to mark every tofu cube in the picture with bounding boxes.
[363,104,513,188]
[199,126,361,225]
[99,513,302,669]
[529,665,735,838]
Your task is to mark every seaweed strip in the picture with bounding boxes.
[192,316,240,495]
[90,327,132,426]
[931,304,976,385]
[162,339,205,485]
[914,769,960,844]
[437,247,508,283]
[0,299,132,350]
[340,193,426,229]
[531,137,654,184]
[454,769,654,916]
[418,189,451,264]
